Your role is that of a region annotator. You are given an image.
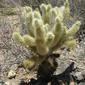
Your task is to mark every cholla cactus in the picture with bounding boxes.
[13,0,81,69]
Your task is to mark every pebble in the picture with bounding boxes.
[5,81,12,85]
[8,70,16,79]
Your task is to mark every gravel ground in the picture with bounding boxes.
[0,16,29,81]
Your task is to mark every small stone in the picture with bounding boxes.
[5,81,12,85]
[8,70,16,79]
[47,82,51,85]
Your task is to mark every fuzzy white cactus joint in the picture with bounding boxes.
[66,21,81,36]
[13,32,24,44]
[23,35,35,46]
[13,0,81,69]
[23,59,35,70]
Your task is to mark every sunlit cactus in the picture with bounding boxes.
[13,32,24,44]
[13,0,81,69]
